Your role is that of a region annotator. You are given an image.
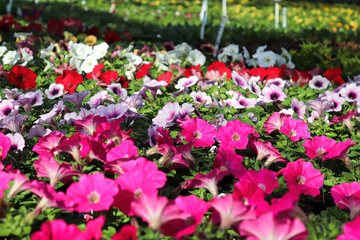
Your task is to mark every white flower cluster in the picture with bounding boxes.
[218,44,295,69]
[68,41,109,73]
[0,45,33,66]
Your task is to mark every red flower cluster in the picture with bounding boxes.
[8,65,37,91]
[0,15,16,32]
[136,63,152,79]
[56,70,83,94]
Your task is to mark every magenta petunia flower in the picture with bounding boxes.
[179,116,217,148]
[213,147,247,179]
[280,117,311,142]
[282,158,324,197]
[233,181,267,209]
[161,195,209,238]
[261,84,287,103]
[323,139,355,167]
[337,214,360,239]
[33,131,65,156]
[66,172,119,212]
[0,171,14,198]
[209,195,256,230]
[240,169,280,194]
[55,133,91,163]
[303,136,337,160]
[31,219,82,240]
[0,132,12,160]
[239,212,308,240]
[182,169,230,197]
[106,139,139,163]
[264,112,292,134]
[217,120,258,150]
[331,182,360,219]
[330,110,357,131]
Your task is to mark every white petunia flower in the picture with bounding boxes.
[255,51,277,68]
[186,49,206,66]
[2,51,20,65]
[80,56,98,73]
[92,42,109,59]
[0,46,7,57]
[126,52,143,65]
[20,48,33,66]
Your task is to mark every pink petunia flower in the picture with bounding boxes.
[31,219,82,240]
[213,147,247,179]
[111,225,137,240]
[264,112,292,134]
[233,181,267,210]
[0,132,11,160]
[337,214,360,240]
[240,169,280,194]
[303,136,337,160]
[330,110,357,131]
[280,117,311,142]
[261,85,287,103]
[323,139,355,168]
[179,116,217,148]
[209,195,256,230]
[239,212,308,240]
[216,120,258,150]
[182,169,230,197]
[66,172,119,212]
[32,131,65,156]
[331,182,360,219]
[281,158,324,197]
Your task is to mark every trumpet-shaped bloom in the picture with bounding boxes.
[213,147,247,179]
[337,214,360,240]
[241,169,279,194]
[217,120,258,150]
[303,136,337,160]
[179,116,216,148]
[261,85,287,103]
[239,212,308,240]
[0,132,11,160]
[209,195,256,230]
[331,182,360,219]
[66,172,118,212]
[264,112,292,134]
[282,159,324,197]
[280,118,311,142]
[8,65,37,90]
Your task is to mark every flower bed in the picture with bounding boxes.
[0,4,360,240]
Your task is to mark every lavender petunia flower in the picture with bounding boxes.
[291,98,307,119]
[265,78,286,89]
[97,103,129,121]
[0,99,18,118]
[59,112,82,126]
[45,83,64,99]
[307,111,329,124]
[63,90,91,110]
[232,71,248,89]
[175,76,198,91]
[0,113,28,132]
[107,83,127,99]
[307,99,332,118]
[27,125,52,139]
[339,83,360,102]
[308,75,331,90]
[190,90,212,107]
[122,94,145,112]
[6,133,25,151]
[237,96,258,109]
[3,88,22,101]
[261,85,287,103]
[87,90,114,108]
[152,102,181,127]
[321,91,346,112]
[17,90,44,112]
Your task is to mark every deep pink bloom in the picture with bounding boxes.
[0,170,14,197]
[113,158,166,215]
[106,140,139,166]
[249,140,272,162]
[34,154,80,187]
[66,172,118,212]
[55,133,90,163]
[323,139,355,167]
[217,120,258,150]
[80,216,104,240]
[233,181,267,210]
[264,112,292,134]
[131,194,186,231]
[32,131,65,156]
[209,195,256,230]
[74,115,107,136]
[330,110,357,131]
[240,169,279,194]
[280,117,311,142]
[337,214,360,240]
[239,212,308,240]
[112,225,137,240]
[213,147,247,179]
[161,195,209,238]
[303,136,337,160]
[31,219,82,240]
[182,169,230,197]
[281,159,324,197]
[179,116,216,148]
[331,182,360,219]
[0,132,11,160]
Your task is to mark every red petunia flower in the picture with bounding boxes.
[56,70,83,94]
[104,29,121,45]
[136,63,152,79]
[207,61,232,80]
[324,67,344,86]
[8,65,37,90]
[85,26,100,36]
[101,70,119,85]
[157,71,173,85]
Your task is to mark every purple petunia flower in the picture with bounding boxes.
[63,90,91,111]
[339,83,360,102]
[17,90,44,112]
[291,98,307,119]
[0,99,18,118]
[45,83,64,100]
[261,85,287,103]
[107,83,127,98]
[321,91,346,112]
[308,75,331,90]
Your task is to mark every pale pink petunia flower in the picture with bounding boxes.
[261,85,287,103]
[45,83,64,100]
[291,98,307,119]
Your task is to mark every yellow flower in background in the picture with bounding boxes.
[64,31,73,42]
[0,34,2,43]
[345,24,350,30]
[85,35,97,45]
[70,36,77,43]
